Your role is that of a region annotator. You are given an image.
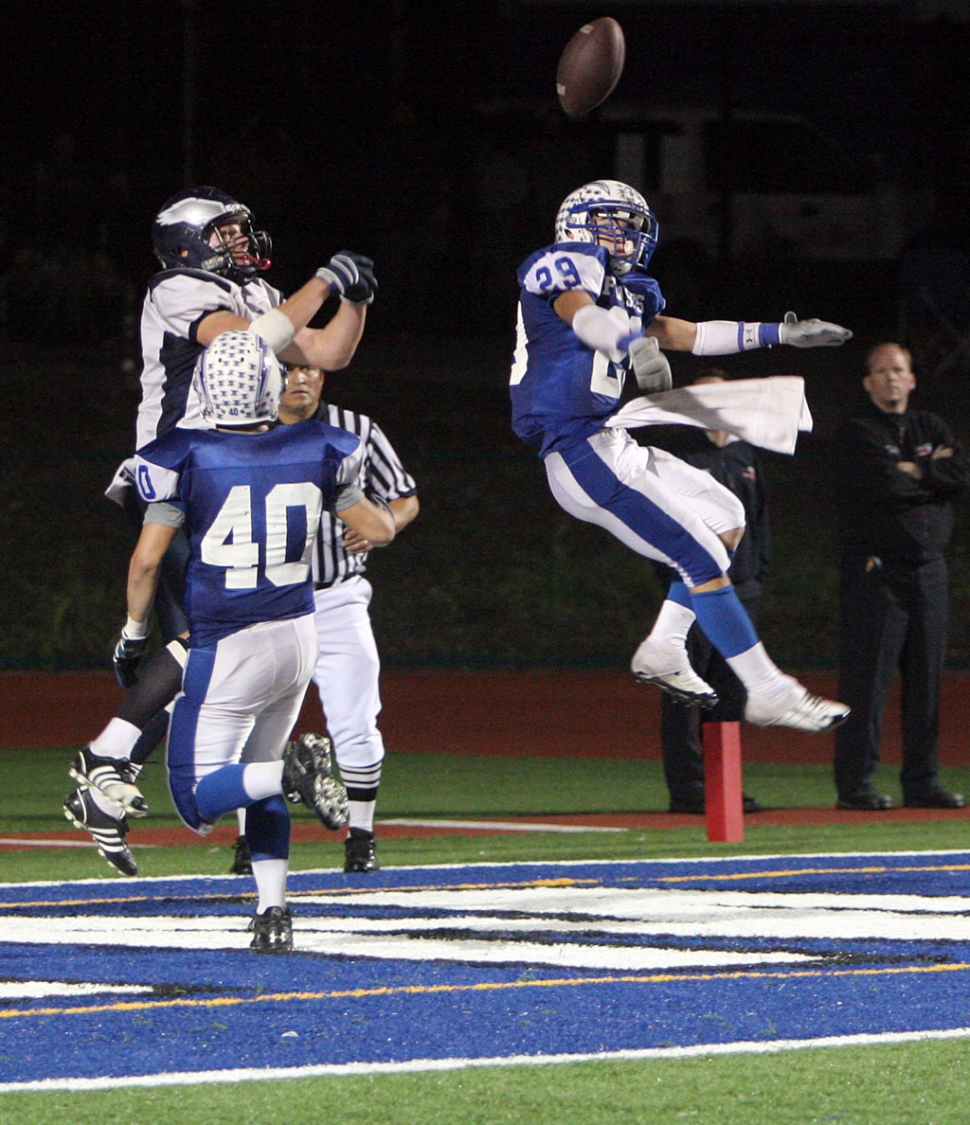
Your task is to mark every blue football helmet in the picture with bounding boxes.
[152,187,272,283]
[193,331,282,427]
[554,179,659,274]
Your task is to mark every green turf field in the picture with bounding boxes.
[2,745,969,1122]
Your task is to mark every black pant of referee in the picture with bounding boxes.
[662,586,764,814]
[835,552,959,807]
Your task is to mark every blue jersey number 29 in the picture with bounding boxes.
[535,257,582,292]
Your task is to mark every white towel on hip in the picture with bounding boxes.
[605,376,812,455]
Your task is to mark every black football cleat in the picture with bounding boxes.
[344,828,380,873]
[282,733,349,830]
[248,906,293,954]
[63,787,138,877]
[69,746,148,817]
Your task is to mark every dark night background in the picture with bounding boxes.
[1,0,970,670]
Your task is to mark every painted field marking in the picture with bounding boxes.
[1,851,970,1091]
[379,818,625,832]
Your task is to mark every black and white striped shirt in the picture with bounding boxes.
[311,403,417,588]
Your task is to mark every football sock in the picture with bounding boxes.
[347,799,377,834]
[116,638,186,730]
[195,762,284,822]
[252,858,288,913]
[89,717,141,761]
[689,584,759,659]
[246,796,290,864]
[130,707,171,766]
[341,759,381,833]
[727,641,802,707]
[643,582,696,649]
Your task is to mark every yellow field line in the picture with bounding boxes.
[2,961,968,1021]
[658,864,970,883]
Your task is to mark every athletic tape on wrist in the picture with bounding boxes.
[123,616,149,641]
[249,308,295,353]
[314,266,342,294]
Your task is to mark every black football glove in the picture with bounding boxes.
[113,632,148,689]
[338,251,377,305]
[316,251,377,305]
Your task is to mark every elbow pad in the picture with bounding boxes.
[571,304,633,362]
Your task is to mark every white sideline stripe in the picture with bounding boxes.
[0,839,157,850]
[378,818,625,834]
[5,847,970,888]
[2,1026,969,1094]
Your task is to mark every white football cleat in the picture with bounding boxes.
[631,641,718,708]
[745,689,850,733]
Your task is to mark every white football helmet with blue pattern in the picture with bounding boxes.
[193,331,282,427]
[554,179,659,274]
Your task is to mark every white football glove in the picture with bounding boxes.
[778,310,852,348]
[628,335,672,393]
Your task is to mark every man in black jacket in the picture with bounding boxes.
[646,372,771,814]
[834,343,969,810]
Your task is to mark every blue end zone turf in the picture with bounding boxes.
[1,851,969,1089]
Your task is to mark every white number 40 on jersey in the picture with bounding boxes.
[202,483,323,589]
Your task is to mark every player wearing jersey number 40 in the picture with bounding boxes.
[509,178,851,733]
[126,331,395,951]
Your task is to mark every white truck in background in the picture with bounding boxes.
[600,102,929,263]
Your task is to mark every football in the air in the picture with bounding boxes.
[556,17,626,120]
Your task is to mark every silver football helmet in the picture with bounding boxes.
[193,331,282,427]
[152,186,272,282]
[554,179,659,274]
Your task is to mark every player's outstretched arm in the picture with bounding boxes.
[282,252,377,370]
[649,311,851,354]
[194,252,376,368]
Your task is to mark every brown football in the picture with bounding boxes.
[556,17,626,120]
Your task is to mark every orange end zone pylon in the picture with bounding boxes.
[702,720,744,842]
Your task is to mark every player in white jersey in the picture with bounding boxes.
[123,332,394,952]
[68,187,378,842]
[107,185,377,650]
[510,179,851,733]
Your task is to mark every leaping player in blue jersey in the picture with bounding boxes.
[124,331,394,952]
[510,179,850,734]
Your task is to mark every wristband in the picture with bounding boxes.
[692,320,781,355]
[123,616,149,641]
[249,307,295,353]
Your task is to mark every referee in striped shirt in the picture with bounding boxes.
[275,363,419,873]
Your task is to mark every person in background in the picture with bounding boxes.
[652,371,769,815]
[833,342,969,810]
[231,363,418,876]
